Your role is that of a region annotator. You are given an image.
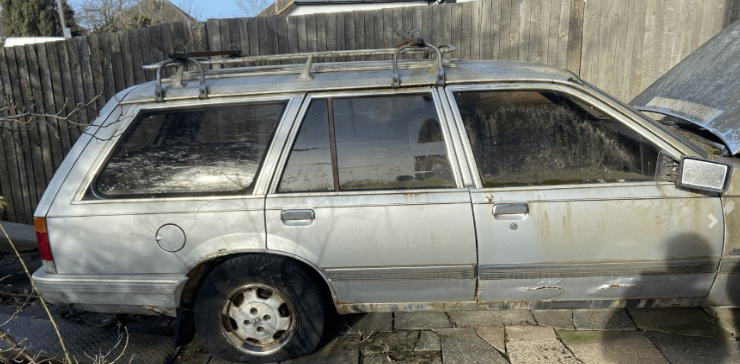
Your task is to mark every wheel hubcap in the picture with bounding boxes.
[220,283,296,355]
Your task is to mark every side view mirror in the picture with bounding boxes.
[677,156,732,193]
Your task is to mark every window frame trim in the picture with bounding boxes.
[444,83,684,189]
[268,87,464,194]
[74,94,304,204]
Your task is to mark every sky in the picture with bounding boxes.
[173,0,244,20]
[67,1,253,22]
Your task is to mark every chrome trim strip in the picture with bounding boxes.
[334,297,705,314]
[32,269,187,295]
[479,259,719,280]
[719,258,740,274]
[325,265,476,281]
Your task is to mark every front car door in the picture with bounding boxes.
[445,84,724,308]
[265,88,478,305]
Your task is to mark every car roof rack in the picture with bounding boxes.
[142,29,456,102]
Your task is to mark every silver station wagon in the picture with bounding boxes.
[32,28,740,363]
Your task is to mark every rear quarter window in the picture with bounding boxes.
[93,101,287,198]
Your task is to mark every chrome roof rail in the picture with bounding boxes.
[143,30,455,100]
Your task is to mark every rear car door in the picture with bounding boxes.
[265,88,478,304]
[445,84,724,306]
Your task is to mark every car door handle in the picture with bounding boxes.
[493,203,529,215]
[281,209,315,221]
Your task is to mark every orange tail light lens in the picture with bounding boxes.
[34,217,54,261]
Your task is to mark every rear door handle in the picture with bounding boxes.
[493,203,529,215]
[281,209,315,221]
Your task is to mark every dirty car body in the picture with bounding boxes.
[31,28,740,363]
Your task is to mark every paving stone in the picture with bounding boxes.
[365,351,443,364]
[506,326,558,342]
[628,308,730,339]
[646,331,740,364]
[284,334,360,364]
[559,330,668,364]
[448,310,535,328]
[395,312,452,330]
[704,307,740,338]
[415,331,441,351]
[343,312,393,335]
[532,310,575,329]
[573,309,635,331]
[362,331,419,355]
[435,327,478,336]
[505,326,578,364]
[440,333,509,364]
[475,326,505,354]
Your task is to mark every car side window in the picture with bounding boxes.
[454,90,659,187]
[278,93,456,192]
[94,101,287,198]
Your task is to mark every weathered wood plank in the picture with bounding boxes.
[54,41,78,147]
[364,10,375,56]
[0,132,17,221]
[421,6,432,57]
[117,32,135,88]
[108,33,126,94]
[66,39,89,140]
[620,0,638,100]
[479,0,492,59]
[451,4,463,60]
[14,46,43,207]
[343,12,355,60]
[460,2,472,60]
[336,12,346,61]
[539,0,551,65]
[247,17,261,62]
[498,0,512,60]
[325,13,337,61]
[557,0,570,69]
[267,16,281,61]
[191,21,208,51]
[159,24,175,75]
[46,42,73,156]
[297,15,308,54]
[441,4,452,57]
[25,44,55,191]
[258,17,270,58]
[306,14,319,54]
[316,13,328,57]
[531,0,544,63]
[1,47,31,223]
[76,37,99,125]
[88,35,109,109]
[35,43,63,172]
[546,0,561,66]
[469,1,480,60]
[391,8,403,46]
[354,11,365,60]
[566,0,584,75]
[128,29,146,84]
[287,16,299,56]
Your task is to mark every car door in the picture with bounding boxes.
[265,88,478,304]
[445,84,724,306]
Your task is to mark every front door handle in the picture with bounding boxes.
[493,203,529,215]
[281,209,315,221]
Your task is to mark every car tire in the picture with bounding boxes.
[194,254,325,363]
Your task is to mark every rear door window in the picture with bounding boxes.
[94,101,287,198]
[278,93,456,192]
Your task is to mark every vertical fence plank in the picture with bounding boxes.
[620,0,639,101]
[441,4,452,58]
[354,11,365,60]
[460,3,472,60]
[13,46,42,212]
[277,16,290,63]
[546,0,561,66]
[375,10,386,60]
[297,15,308,54]
[118,32,135,88]
[336,12,346,61]
[67,39,88,139]
[499,0,512,60]
[364,10,375,56]
[566,0,584,74]
[108,33,126,95]
[160,24,175,75]
[247,17,261,58]
[317,13,328,56]
[129,29,146,84]
[258,16,270,57]
[325,13,337,61]
[267,16,281,60]
[238,18,252,58]
[0,48,22,223]
[451,4,463,60]
[46,42,73,156]
[36,44,64,172]
[191,22,208,51]
[55,41,79,145]
[25,44,54,194]
[479,0,492,59]
[307,14,318,53]
[557,0,571,69]
[539,0,551,65]
[344,12,355,59]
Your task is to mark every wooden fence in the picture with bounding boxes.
[1,0,739,224]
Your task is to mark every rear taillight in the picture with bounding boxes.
[34,217,54,262]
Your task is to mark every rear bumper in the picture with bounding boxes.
[32,268,188,317]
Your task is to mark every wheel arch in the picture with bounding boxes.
[178,251,337,314]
